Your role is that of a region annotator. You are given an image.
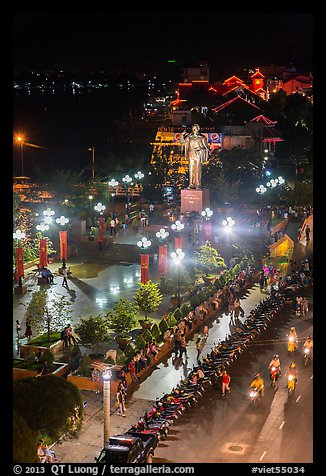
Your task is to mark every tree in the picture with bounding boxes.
[26,290,72,341]
[134,281,163,320]
[75,314,111,354]
[13,375,83,442]
[195,241,226,276]
[13,411,38,463]
[105,298,139,338]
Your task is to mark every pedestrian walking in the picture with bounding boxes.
[23,318,32,341]
[221,370,231,397]
[203,325,209,339]
[178,333,187,359]
[62,267,69,286]
[196,337,201,360]
[16,320,21,338]
[305,225,311,241]
[110,218,116,235]
[115,382,127,417]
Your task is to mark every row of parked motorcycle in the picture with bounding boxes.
[127,257,312,441]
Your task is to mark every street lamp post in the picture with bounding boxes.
[88,195,93,213]
[102,367,112,449]
[171,248,185,308]
[108,179,119,215]
[222,217,235,265]
[134,171,144,211]
[171,220,184,250]
[137,237,152,284]
[122,174,132,215]
[201,208,213,242]
[88,147,95,180]
[16,135,25,176]
[156,228,169,277]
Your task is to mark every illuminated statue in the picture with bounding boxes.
[180,124,210,189]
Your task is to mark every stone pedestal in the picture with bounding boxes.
[181,188,210,214]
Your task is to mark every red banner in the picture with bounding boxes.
[39,239,48,268]
[140,253,150,284]
[59,231,68,261]
[174,236,183,250]
[98,217,104,243]
[158,245,168,277]
[15,247,24,280]
[204,223,212,243]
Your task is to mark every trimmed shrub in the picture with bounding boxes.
[142,328,153,344]
[180,303,190,317]
[123,343,136,360]
[173,308,182,321]
[159,318,169,335]
[78,355,92,377]
[13,411,38,464]
[134,334,147,351]
[190,295,200,309]
[166,313,177,329]
[150,323,161,341]
[39,348,54,368]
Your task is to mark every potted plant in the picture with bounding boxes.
[105,298,139,349]
[134,281,163,330]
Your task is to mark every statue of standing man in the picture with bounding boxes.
[180,124,210,189]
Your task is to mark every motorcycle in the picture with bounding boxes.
[303,347,312,366]
[287,373,296,393]
[270,366,280,388]
[288,335,298,352]
[249,387,262,403]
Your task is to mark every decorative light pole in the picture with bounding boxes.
[13,229,26,291]
[16,135,25,176]
[88,146,95,180]
[94,202,106,215]
[137,237,151,284]
[122,174,132,215]
[36,223,50,269]
[171,248,185,308]
[56,216,69,263]
[102,366,112,449]
[43,207,55,225]
[222,217,235,265]
[88,195,93,212]
[156,228,169,277]
[134,171,144,211]
[108,179,119,214]
[171,220,184,250]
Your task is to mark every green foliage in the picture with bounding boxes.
[75,315,111,353]
[13,411,38,463]
[78,355,92,376]
[159,318,169,335]
[150,323,162,341]
[142,328,153,343]
[158,275,174,295]
[135,334,147,351]
[134,281,163,319]
[180,303,190,317]
[195,241,226,275]
[123,343,136,360]
[106,298,139,338]
[190,295,201,309]
[115,349,127,366]
[13,375,83,442]
[105,355,115,365]
[166,313,177,329]
[26,290,72,341]
[173,308,182,321]
[39,348,54,368]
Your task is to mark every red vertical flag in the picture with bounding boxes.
[158,245,168,277]
[174,236,183,250]
[15,247,25,280]
[98,217,104,243]
[140,253,150,284]
[39,239,48,268]
[59,231,68,261]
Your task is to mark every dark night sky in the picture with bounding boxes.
[13,12,313,73]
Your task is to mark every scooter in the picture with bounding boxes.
[249,387,263,403]
[303,347,312,366]
[270,366,280,388]
[287,374,296,393]
[288,335,298,352]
